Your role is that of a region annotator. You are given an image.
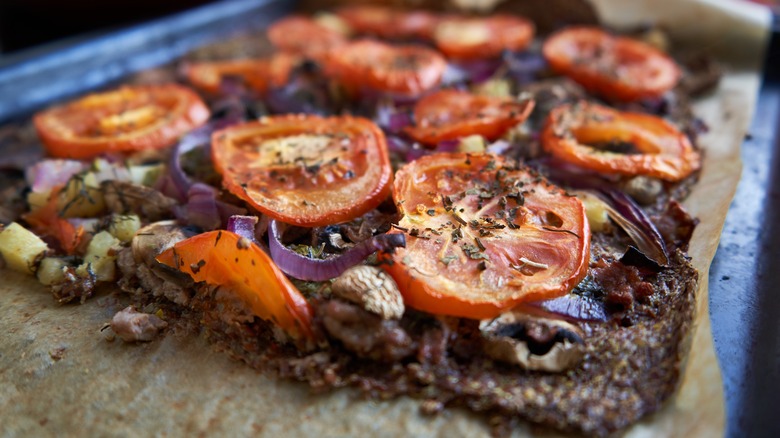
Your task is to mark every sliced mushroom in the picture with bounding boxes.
[120,221,196,306]
[131,220,195,267]
[479,311,585,372]
[620,176,663,206]
[102,180,177,221]
[331,265,404,320]
[110,306,168,342]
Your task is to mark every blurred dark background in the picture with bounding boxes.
[0,0,216,55]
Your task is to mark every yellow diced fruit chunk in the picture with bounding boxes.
[314,12,351,36]
[27,190,52,210]
[0,222,49,275]
[57,172,105,218]
[108,215,141,243]
[458,135,487,153]
[576,192,610,233]
[472,78,512,98]
[77,231,121,282]
[38,257,68,286]
[129,164,163,186]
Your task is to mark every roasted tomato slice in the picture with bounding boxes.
[212,115,393,227]
[157,230,314,341]
[323,39,447,97]
[404,89,535,146]
[542,27,681,102]
[541,101,700,181]
[33,84,210,159]
[184,53,298,94]
[336,5,439,40]
[383,153,590,320]
[433,15,535,60]
[267,15,347,59]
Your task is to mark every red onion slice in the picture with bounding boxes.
[528,294,609,322]
[503,51,546,85]
[158,112,244,203]
[185,183,221,230]
[443,59,503,85]
[25,159,88,193]
[436,139,460,153]
[534,158,669,266]
[177,182,247,231]
[386,135,412,155]
[265,65,332,115]
[486,139,512,155]
[268,220,405,281]
[596,189,669,266]
[226,215,259,243]
[375,101,413,134]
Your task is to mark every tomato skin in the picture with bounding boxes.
[542,27,681,102]
[433,15,534,60]
[184,54,297,94]
[382,153,590,320]
[541,101,700,181]
[34,84,210,159]
[212,115,393,227]
[323,39,447,97]
[267,15,347,59]
[336,5,439,40]
[404,90,535,146]
[156,230,314,340]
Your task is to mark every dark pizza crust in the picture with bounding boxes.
[120,244,696,437]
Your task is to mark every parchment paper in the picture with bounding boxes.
[0,1,771,437]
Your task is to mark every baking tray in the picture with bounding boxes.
[0,0,292,123]
[709,17,780,438]
[0,1,776,436]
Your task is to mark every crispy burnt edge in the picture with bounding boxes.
[115,236,697,437]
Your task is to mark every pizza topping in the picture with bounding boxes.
[651,200,698,252]
[323,39,447,97]
[542,27,681,102]
[102,181,178,222]
[479,311,585,372]
[110,305,168,343]
[34,84,210,159]
[590,258,656,310]
[0,222,49,275]
[383,153,590,320]
[25,159,88,194]
[225,214,259,244]
[267,15,347,59]
[211,115,393,227]
[336,5,439,40]
[264,61,334,116]
[541,101,700,182]
[268,219,405,282]
[331,265,405,320]
[318,299,415,362]
[433,15,535,60]
[404,89,535,146]
[131,221,195,267]
[183,54,298,95]
[526,293,609,322]
[156,230,315,341]
[159,110,244,203]
[619,175,664,205]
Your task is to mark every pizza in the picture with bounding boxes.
[0,4,726,436]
